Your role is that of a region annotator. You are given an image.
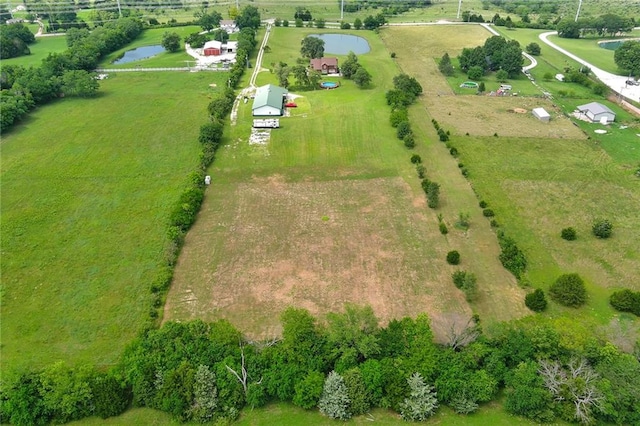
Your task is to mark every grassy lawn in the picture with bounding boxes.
[165,25,528,342]
[0,35,68,68]
[548,30,640,75]
[0,71,227,377]
[99,26,201,68]
[380,25,640,336]
[71,401,554,425]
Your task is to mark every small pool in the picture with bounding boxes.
[113,45,165,64]
[320,81,339,89]
[309,34,370,55]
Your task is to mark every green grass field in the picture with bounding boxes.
[0,71,227,376]
[0,35,68,68]
[381,25,640,337]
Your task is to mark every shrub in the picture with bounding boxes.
[319,371,351,420]
[592,219,613,239]
[561,227,576,241]
[549,273,587,308]
[467,65,484,80]
[416,164,426,179]
[609,289,640,316]
[479,201,487,208]
[390,52,396,58]
[439,222,449,235]
[496,69,508,82]
[490,219,499,228]
[478,81,486,93]
[446,250,461,265]
[482,209,495,217]
[397,121,412,139]
[525,42,541,55]
[543,72,553,80]
[410,154,422,164]
[525,289,547,312]
[340,21,351,30]
[389,108,408,127]
[498,233,527,279]
[403,133,416,149]
[455,212,470,230]
[449,147,458,157]
[452,271,478,301]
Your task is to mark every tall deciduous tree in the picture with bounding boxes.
[236,5,261,29]
[300,36,324,59]
[614,41,640,77]
[353,66,371,88]
[162,32,181,53]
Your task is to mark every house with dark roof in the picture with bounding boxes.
[310,57,339,74]
[577,102,615,123]
[252,84,288,116]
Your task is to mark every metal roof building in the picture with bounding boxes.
[252,84,288,116]
[577,102,615,123]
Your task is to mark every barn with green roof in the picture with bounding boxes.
[252,84,288,116]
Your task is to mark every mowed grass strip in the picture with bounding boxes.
[0,71,224,374]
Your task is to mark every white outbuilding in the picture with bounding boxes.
[577,102,615,123]
[252,84,288,116]
[532,107,550,122]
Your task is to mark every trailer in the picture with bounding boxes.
[253,119,280,128]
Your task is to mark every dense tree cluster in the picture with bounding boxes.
[4,306,638,425]
[1,17,143,132]
[614,41,640,77]
[458,36,524,79]
[0,23,35,59]
[497,231,527,279]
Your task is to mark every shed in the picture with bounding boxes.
[252,84,288,116]
[220,20,238,33]
[577,102,615,123]
[532,107,550,122]
[225,41,238,53]
[203,40,222,56]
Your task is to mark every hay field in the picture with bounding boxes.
[165,26,528,339]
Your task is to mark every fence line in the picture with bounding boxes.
[95,67,226,72]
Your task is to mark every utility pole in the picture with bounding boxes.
[116,0,122,18]
[575,0,583,22]
[341,0,344,21]
[456,0,462,20]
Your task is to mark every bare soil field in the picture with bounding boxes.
[166,177,474,338]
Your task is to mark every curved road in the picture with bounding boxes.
[539,31,640,103]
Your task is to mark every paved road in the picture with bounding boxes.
[539,31,640,103]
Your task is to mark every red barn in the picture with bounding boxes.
[203,40,222,56]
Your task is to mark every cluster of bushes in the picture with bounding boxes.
[557,14,634,39]
[525,289,547,312]
[1,18,144,132]
[452,271,478,301]
[5,304,638,425]
[431,119,450,143]
[0,23,35,59]
[549,273,587,308]
[341,51,372,89]
[458,36,523,79]
[497,231,527,279]
[610,289,640,316]
[421,178,440,209]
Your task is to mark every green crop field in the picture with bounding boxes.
[381,24,640,344]
[165,26,528,343]
[0,71,227,376]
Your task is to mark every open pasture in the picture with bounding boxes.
[0,34,68,68]
[0,71,225,375]
[166,26,527,340]
[382,25,639,328]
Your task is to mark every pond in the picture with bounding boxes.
[598,38,640,51]
[309,34,370,55]
[113,45,165,64]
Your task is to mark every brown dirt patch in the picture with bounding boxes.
[165,177,472,339]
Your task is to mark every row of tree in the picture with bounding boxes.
[0,17,144,132]
[2,306,639,425]
[557,14,635,39]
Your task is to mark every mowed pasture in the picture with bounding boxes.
[165,26,528,339]
[382,25,640,330]
[0,71,225,375]
[0,34,68,68]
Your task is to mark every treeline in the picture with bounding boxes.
[2,306,639,425]
[341,0,432,14]
[0,23,36,59]
[0,17,143,132]
[557,14,635,39]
